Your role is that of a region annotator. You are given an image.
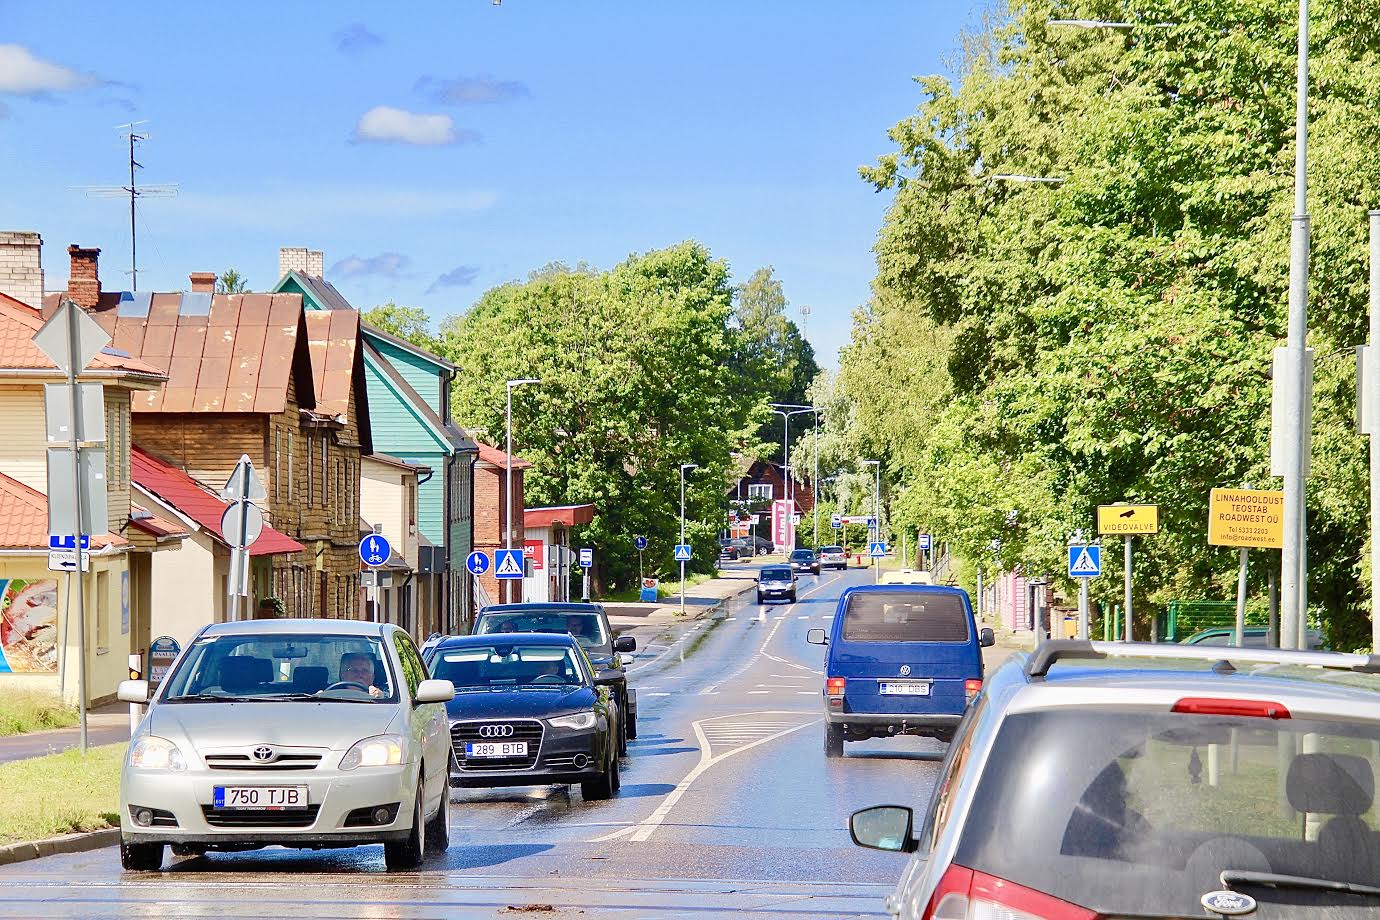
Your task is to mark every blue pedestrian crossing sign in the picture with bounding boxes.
[1068,545,1102,578]
[359,533,392,568]
[918,533,932,551]
[869,541,887,558]
[494,548,525,579]
[465,551,489,576]
[673,544,693,562]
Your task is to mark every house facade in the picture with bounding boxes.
[473,442,528,606]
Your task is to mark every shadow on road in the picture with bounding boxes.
[614,783,677,797]
[841,749,946,762]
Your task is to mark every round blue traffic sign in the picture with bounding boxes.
[466,551,490,576]
[359,533,392,568]
[634,535,648,551]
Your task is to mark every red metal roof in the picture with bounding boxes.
[128,504,190,541]
[131,446,304,556]
[305,309,359,418]
[0,293,165,378]
[0,473,128,551]
[524,504,595,528]
[476,441,531,469]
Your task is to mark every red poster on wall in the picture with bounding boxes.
[524,540,545,571]
[771,499,794,550]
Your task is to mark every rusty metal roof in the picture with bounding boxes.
[0,292,165,378]
[304,309,360,418]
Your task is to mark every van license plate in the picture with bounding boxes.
[466,742,528,758]
[213,785,308,809]
[879,681,930,696]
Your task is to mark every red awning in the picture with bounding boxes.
[524,503,595,528]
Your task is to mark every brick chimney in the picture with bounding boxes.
[67,245,101,309]
[189,272,217,293]
[279,247,324,279]
[0,231,43,308]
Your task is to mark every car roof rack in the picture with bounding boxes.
[1025,639,1380,679]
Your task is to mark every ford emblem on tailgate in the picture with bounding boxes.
[1201,891,1256,916]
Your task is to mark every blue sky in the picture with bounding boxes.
[2,1,985,367]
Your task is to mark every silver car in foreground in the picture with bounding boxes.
[851,641,1380,919]
[117,619,455,872]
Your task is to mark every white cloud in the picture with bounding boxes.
[353,106,478,146]
[330,252,409,278]
[0,44,101,95]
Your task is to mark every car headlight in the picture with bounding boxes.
[549,711,597,731]
[128,735,187,771]
[339,734,405,770]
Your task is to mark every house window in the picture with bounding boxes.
[287,432,294,498]
[274,429,282,503]
[95,570,110,653]
[320,438,328,508]
[747,483,773,501]
[307,434,314,505]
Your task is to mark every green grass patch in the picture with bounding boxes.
[0,691,78,737]
[601,570,721,603]
[0,743,125,843]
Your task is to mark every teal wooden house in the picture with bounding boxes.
[273,248,478,633]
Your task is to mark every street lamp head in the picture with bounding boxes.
[680,463,699,472]
[860,459,880,466]
[506,377,541,388]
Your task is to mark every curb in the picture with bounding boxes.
[0,827,118,866]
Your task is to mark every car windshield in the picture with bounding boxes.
[791,550,814,560]
[954,708,1380,913]
[761,567,792,581]
[474,611,609,651]
[430,644,586,688]
[160,633,396,702]
[841,591,969,642]
[821,546,844,554]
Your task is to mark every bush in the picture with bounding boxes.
[0,691,78,737]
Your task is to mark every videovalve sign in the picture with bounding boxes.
[1208,488,1285,549]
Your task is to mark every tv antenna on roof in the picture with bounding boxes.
[799,304,812,339]
[77,122,178,291]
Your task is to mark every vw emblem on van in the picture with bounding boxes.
[1200,891,1256,916]
[898,665,912,677]
[251,745,276,763]
[479,724,515,738]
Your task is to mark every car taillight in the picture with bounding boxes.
[924,865,1097,919]
[1171,697,1291,719]
[964,679,982,702]
[826,677,846,697]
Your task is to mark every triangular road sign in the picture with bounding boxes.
[495,548,525,578]
[1069,545,1101,577]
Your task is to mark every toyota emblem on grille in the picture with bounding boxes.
[479,724,514,738]
[899,665,912,677]
[251,745,276,762]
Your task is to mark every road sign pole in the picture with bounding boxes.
[66,310,88,755]
[1234,548,1250,647]
[1123,536,1133,642]
[1078,577,1090,640]
[1371,210,1380,651]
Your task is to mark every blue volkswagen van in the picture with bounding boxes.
[806,584,992,757]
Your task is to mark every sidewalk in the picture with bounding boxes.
[603,564,760,632]
[0,703,132,765]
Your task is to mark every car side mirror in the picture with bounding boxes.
[414,679,455,704]
[118,679,150,704]
[979,627,995,648]
[849,805,918,853]
[806,628,828,646]
[614,636,637,653]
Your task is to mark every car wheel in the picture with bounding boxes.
[625,706,637,741]
[425,775,450,853]
[119,837,163,871]
[384,782,426,870]
[581,741,618,801]
[789,591,798,603]
[757,547,768,556]
[756,592,764,605]
[825,723,845,759]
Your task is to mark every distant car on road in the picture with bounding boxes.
[808,584,992,756]
[117,619,455,872]
[718,542,744,562]
[732,535,775,556]
[424,633,621,800]
[819,545,848,570]
[789,548,821,576]
[757,564,798,604]
[850,641,1380,919]
[471,602,637,748]
[879,569,933,585]
[1180,625,1326,650]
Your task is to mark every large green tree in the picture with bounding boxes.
[731,267,820,456]
[362,302,439,352]
[441,243,758,594]
[837,0,1380,647]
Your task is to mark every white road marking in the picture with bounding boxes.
[797,615,810,620]
[748,690,770,694]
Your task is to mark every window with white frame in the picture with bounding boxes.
[747,483,773,501]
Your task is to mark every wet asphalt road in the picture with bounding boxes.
[0,564,949,919]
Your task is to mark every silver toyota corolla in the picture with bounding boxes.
[117,619,455,872]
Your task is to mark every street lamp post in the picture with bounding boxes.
[505,378,539,604]
[680,463,698,617]
[861,460,881,582]
[770,404,817,551]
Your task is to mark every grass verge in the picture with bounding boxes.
[0,743,125,844]
[602,570,721,602]
[0,691,78,737]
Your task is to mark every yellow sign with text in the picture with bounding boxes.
[1096,504,1160,536]
[1208,488,1284,549]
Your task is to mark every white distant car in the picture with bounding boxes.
[117,619,455,872]
[879,569,933,585]
[819,545,848,570]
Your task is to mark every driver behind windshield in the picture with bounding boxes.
[565,615,592,641]
[339,652,384,698]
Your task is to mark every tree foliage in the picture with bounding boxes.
[441,243,759,593]
[836,0,1380,647]
[731,267,820,455]
[363,302,439,352]
[216,269,249,294]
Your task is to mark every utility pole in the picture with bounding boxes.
[1371,211,1380,650]
[505,378,539,604]
[680,463,697,617]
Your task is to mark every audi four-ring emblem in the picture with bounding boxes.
[478,724,514,738]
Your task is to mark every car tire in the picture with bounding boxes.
[384,783,426,871]
[756,592,764,605]
[757,547,768,556]
[425,775,450,853]
[789,591,798,603]
[825,723,845,759]
[581,743,618,800]
[119,837,163,871]
[617,704,629,757]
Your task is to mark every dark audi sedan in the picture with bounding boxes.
[423,633,621,800]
